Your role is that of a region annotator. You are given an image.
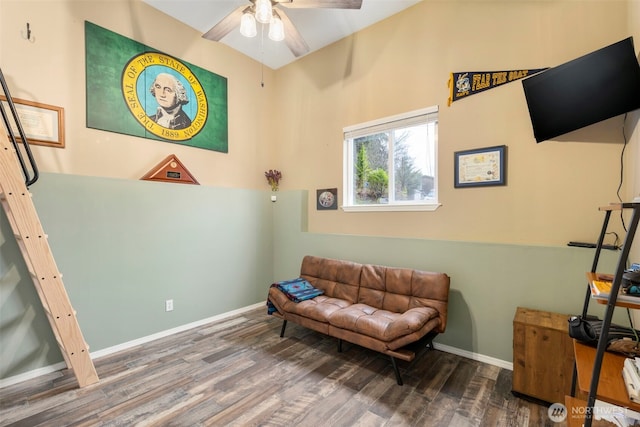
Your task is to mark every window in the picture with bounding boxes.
[343,106,439,212]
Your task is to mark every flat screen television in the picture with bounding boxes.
[522,37,640,143]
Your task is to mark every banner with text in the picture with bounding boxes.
[448,69,547,106]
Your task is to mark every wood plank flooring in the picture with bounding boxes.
[0,307,563,426]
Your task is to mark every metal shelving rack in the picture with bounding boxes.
[571,202,640,427]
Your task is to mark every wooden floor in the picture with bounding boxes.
[0,307,561,427]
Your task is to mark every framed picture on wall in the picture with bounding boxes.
[0,96,65,148]
[317,188,338,210]
[454,145,506,188]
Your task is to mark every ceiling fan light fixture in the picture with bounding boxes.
[255,0,272,24]
[239,12,257,37]
[268,15,285,42]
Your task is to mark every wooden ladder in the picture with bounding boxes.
[0,125,99,387]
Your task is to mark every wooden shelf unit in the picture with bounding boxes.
[573,341,640,412]
[586,271,640,309]
[571,202,640,427]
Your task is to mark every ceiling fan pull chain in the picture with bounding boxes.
[260,23,265,87]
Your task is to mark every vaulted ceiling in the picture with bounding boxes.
[143,0,422,69]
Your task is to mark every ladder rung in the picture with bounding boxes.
[29,272,64,281]
[13,233,47,240]
[0,190,31,198]
[52,335,67,352]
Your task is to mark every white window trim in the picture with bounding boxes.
[342,106,441,212]
[343,106,438,138]
[342,203,441,212]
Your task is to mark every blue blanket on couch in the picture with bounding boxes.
[267,277,324,315]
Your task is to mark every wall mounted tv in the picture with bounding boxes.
[522,37,640,143]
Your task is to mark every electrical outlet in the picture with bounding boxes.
[165,299,174,312]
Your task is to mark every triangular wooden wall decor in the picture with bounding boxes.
[141,154,199,185]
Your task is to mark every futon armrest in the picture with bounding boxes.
[384,307,440,340]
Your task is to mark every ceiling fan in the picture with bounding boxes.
[202,0,363,58]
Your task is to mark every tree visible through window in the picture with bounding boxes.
[343,107,438,211]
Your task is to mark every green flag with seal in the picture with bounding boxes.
[85,21,228,153]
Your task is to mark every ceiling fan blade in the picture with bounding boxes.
[278,0,362,9]
[277,10,310,57]
[202,5,247,41]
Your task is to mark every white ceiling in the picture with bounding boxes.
[142,0,422,70]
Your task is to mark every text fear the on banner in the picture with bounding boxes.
[448,69,547,106]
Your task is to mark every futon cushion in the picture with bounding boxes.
[328,303,440,342]
[300,256,362,303]
[268,287,351,322]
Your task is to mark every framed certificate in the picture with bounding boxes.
[454,145,506,188]
[0,96,65,148]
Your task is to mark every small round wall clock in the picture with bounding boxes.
[316,188,338,210]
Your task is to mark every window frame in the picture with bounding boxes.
[342,106,441,212]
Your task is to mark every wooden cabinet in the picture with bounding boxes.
[513,306,575,404]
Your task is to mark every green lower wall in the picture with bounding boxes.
[0,175,621,381]
[272,191,620,363]
[0,173,274,379]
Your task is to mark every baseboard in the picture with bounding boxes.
[1,304,512,388]
[433,342,513,370]
[0,362,68,389]
[89,302,264,359]
[0,302,264,389]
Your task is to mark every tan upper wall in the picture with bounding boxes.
[274,0,638,245]
[0,0,276,188]
[1,0,638,246]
